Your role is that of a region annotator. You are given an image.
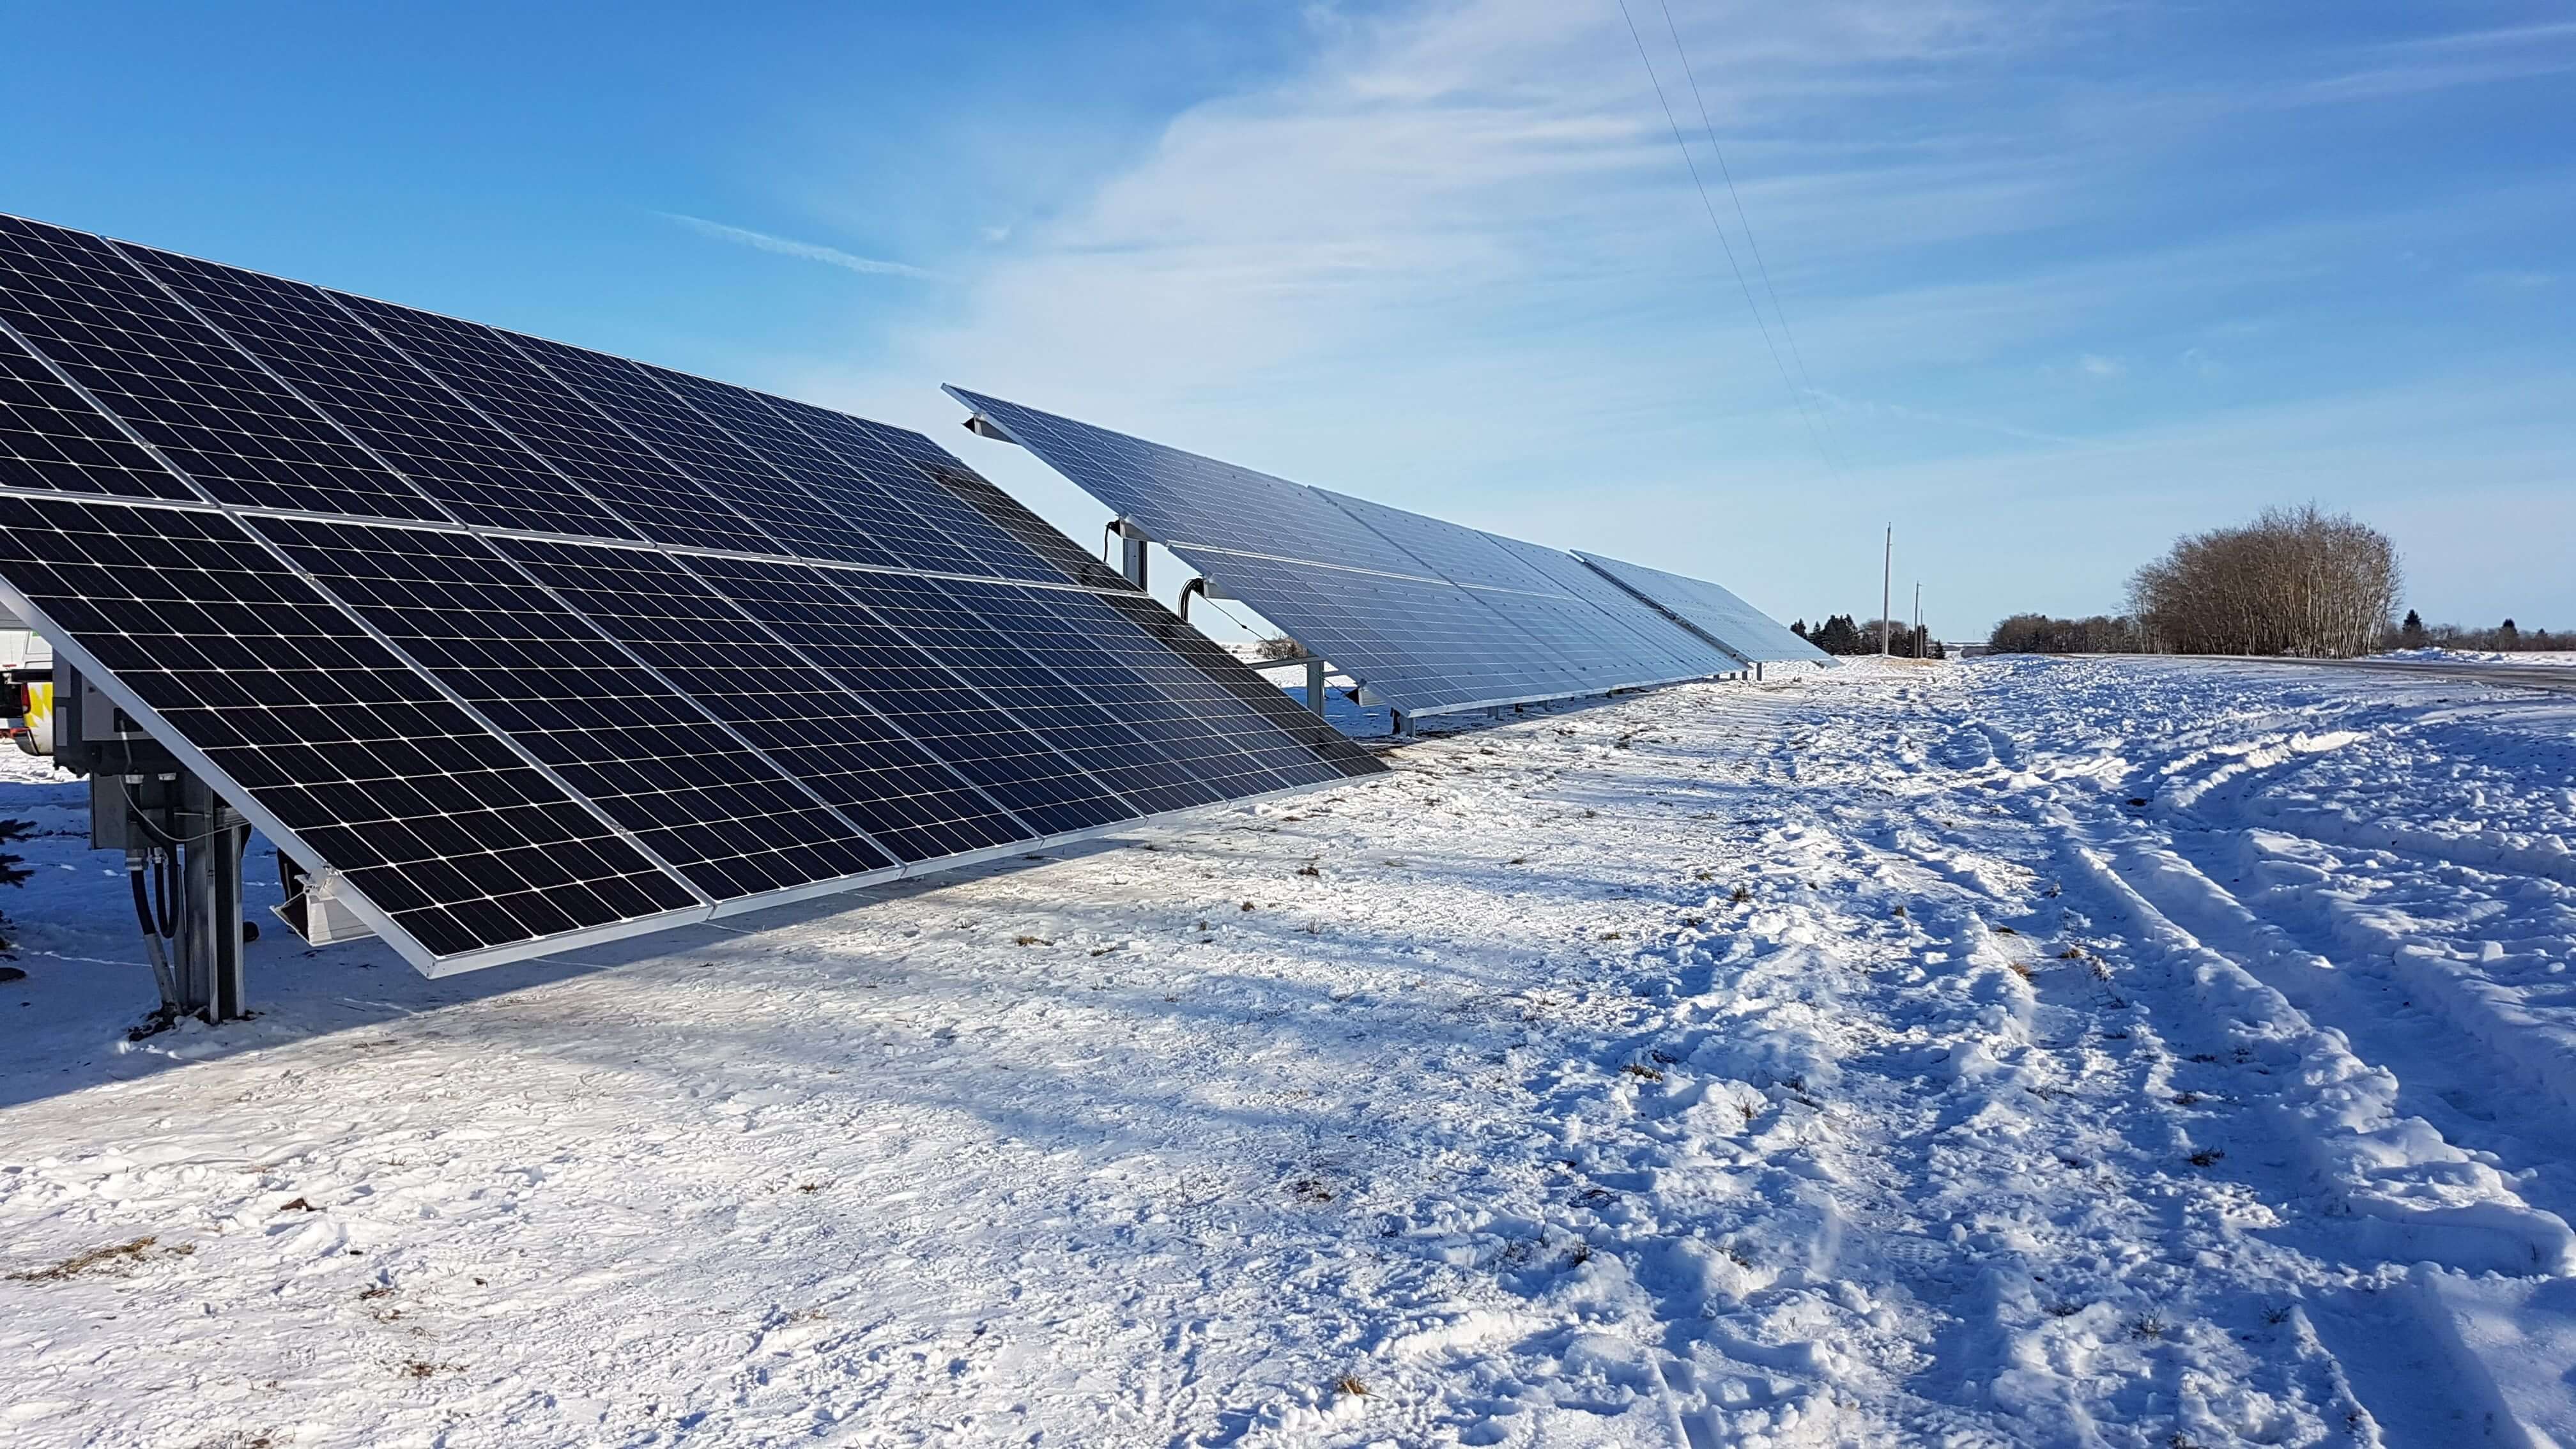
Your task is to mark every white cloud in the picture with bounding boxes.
[661,213,935,280]
[747,0,2571,640]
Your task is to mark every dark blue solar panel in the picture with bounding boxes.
[1574,551,1830,664]
[0,326,195,500]
[1176,548,1591,712]
[945,387,1425,576]
[0,495,701,958]
[1479,532,1738,679]
[0,217,445,521]
[762,397,1071,584]
[252,517,896,900]
[334,293,784,555]
[678,554,1142,838]
[944,388,1733,714]
[126,246,646,540]
[496,538,1039,863]
[0,213,1384,976]
[802,568,1248,818]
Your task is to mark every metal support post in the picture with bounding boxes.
[174,772,249,1023]
[1304,658,1327,717]
[1389,709,1414,739]
[65,660,252,1025]
[1120,533,1148,591]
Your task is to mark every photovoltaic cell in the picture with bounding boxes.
[1172,548,1590,712]
[497,539,1036,863]
[1479,531,1736,678]
[1312,487,1567,597]
[332,293,783,555]
[1093,590,1381,781]
[631,365,910,571]
[0,326,195,500]
[1574,551,1829,665]
[680,555,1141,837]
[250,517,894,900]
[831,570,1246,818]
[0,217,445,521]
[125,246,645,539]
[763,397,1070,584]
[0,496,700,956]
[1008,580,1356,790]
[503,333,900,571]
[942,578,1290,805]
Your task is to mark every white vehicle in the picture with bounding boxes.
[2,609,54,757]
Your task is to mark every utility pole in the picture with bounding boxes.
[1880,524,1892,658]
[1912,581,1922,659]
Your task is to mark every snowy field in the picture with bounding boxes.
[6,656,2576,1446]
[2375,648,2576,668]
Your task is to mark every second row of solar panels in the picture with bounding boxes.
[944,387,1760,715]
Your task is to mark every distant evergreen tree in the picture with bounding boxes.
[1791,619,1809,639]
[2501,618,2520,645]
[2399,610,2426,647]
[1811,614,1867,655]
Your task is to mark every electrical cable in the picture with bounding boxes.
[1613,0,1841,479]
[126,854,180,1014]
[1653,0,1844,473]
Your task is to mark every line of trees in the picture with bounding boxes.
[1987,504,2418,659]
[1986,613,2147,655]
[2391,611,2568,652]
[1792,615,1944,659]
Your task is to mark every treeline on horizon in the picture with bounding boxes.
[1790,616,1945,659]
[1983,504,2560,659]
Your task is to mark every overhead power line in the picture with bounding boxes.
[1612,0,1841,479]
[1653,0,1843,475]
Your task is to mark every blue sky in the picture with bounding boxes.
[6,0,2570,639]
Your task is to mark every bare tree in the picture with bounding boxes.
[2128,505,2400,657]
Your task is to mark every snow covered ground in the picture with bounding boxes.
[5,656,2575,1446]
[2374,648,2576,668]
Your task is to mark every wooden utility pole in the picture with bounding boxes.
[1880,525,1892,658]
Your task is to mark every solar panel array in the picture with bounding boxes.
[944,387,1789,716]
[1574,551,1833,665]
[0,214,1381,976]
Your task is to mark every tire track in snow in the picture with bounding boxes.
[1974,658,2576,1443]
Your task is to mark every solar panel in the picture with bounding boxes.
[0,213,1383,977]
[123,244,647,539]
[1573,551,1831,665]
[0,218,446,521]
[1310,487,1732,693]
[1476,530,1738,680]
[494,537,1036,863]
[677,555,1140,836]
[0,327,199,500]
[942,391,1422,574]
[249,516,893,900]
[0,495,702,962]
[943,387,1747,716]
